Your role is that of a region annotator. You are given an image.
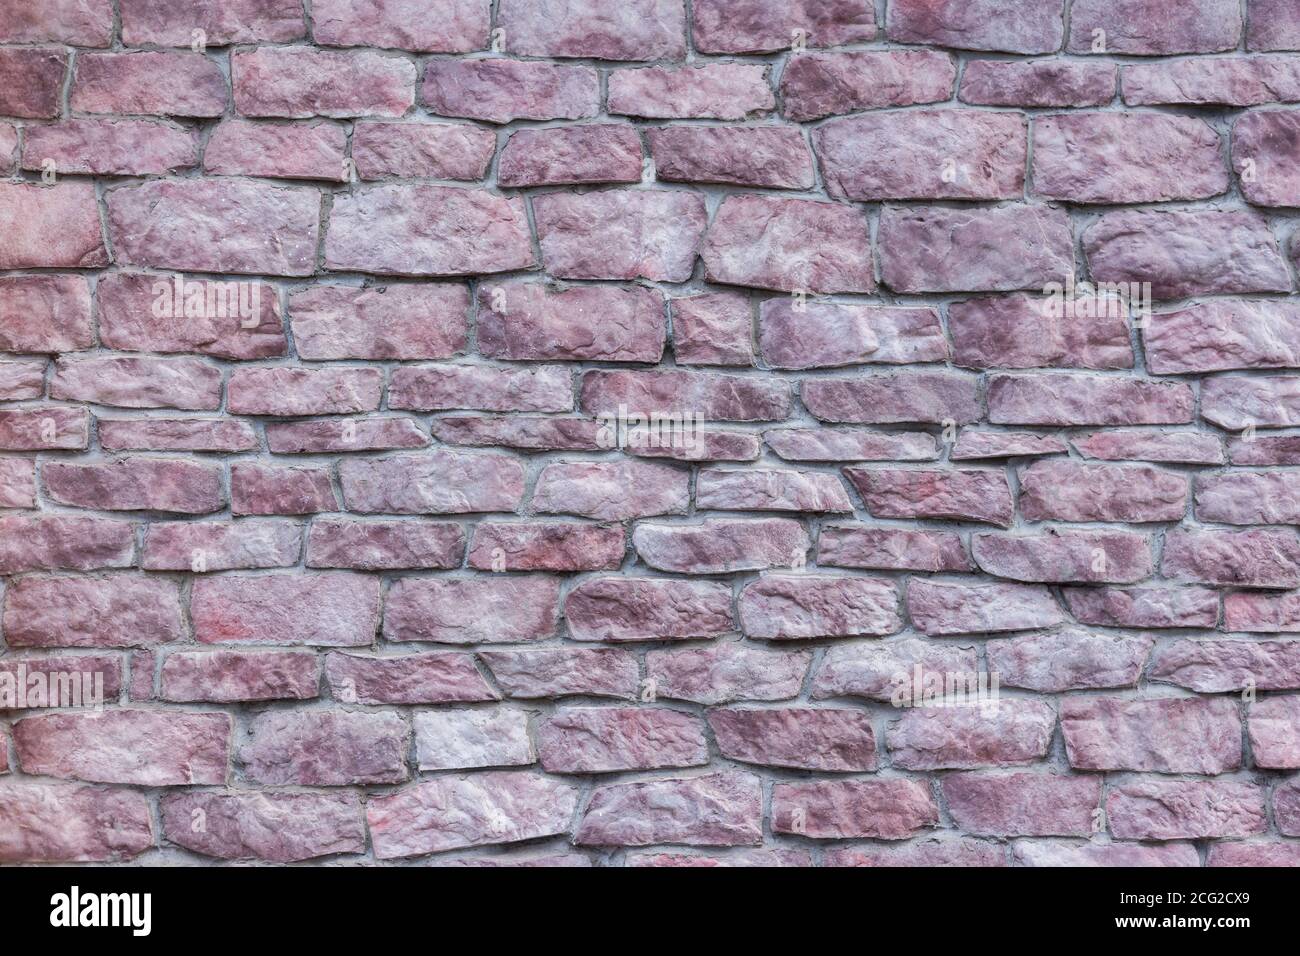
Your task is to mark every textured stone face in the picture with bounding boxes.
[1084,209,1291,299]
[385,575,559,643]
[1162,528,1300,587]
[1152,640,1300,693]
[817,110,1026,201]
[499,0,685,59]
[241,709,408,785]
[326,186,535,276]
[634,518,809,573]
[1064,586,1220,629]
[0,183,107,269]
[325,653,495,704]
[973,530,1154,584]
[802,371,981,424]
[907,579,1065,635]
[1107,781,1266,840]
[710,708,876,771]
[0,784,153,863]
[738,574,900,638]
[26,119,199,176]
[1018,460,1188,522]
[693,0,876,53]
[233,47,415,117]
[812,638,978,703]
[772,779,936,838]
[538,707,707,773]
[888,0,1065,53]
[1233,109,1300,206]
[312,0,488,51]
[391,364,573,413]
[697,469,852,512]
[482,647,638,699]
[1068,0,1242,55]
[848,468,1015,526]
[1032,112,1228,203]
[468,522,625,571]
[3,574,180,645]
[416,709,534,770]
[161,791,364,863]
[119,0,305,44]
[761,300,946,369]
[338,452,524,514]
[477,281,665,362]
[702,195,874,294]
[352,122,495,180]
[74,52,228,116]
[422,59,598,123]
[1124,56,1300,106]
[500,125,642,187]
[961,59,1116,106]
[535,190,708,282]
[565,577,732,642]
[886,700,1057,770]
[608,64,774,119]
[192,573,381,645]
[782,51,955,121]
[988,373,1194,426]
[817,526,970,572]
[646,642,810,704]
[1062,697,1241,773]
[650,126,813,189]
[948,293,1132,370]
[575,771,763,846]
[205,119,346,181]
[943,773,1100,837]
[878,205,1073,293]
[988,630,1152,692]
[161,650,319,703]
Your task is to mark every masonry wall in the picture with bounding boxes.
[1,0,1300,866]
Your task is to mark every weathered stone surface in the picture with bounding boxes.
[233,47,415,117]
[1225,591,1300,632]
[0,408,88,451]
[161,791,364,863]
[888,0,1065,54]
[2,575,182,646]
[52,357,222,410]
[961,59,1116,106]
[534,190,707,282]
[107,178,318,276]
[306,519,464,570]
[143,520,301,571]
[738,574,900,639]
[0,0,113,44]
[385,576,559,644]
[671,292,754,366]
[887,700,1057,769]
[781,51,955,121]
[97,273,285,361]
[826,837,1008,868]
[16,710,230,785]
[499,125,641,187]
[477,281,665,362]
[1146,301,1300,374]
[907,579,1065,635]
[538,707,707,773]
[368,773,578,858]
[1196,470,1300,524]
[0,275,92,354]
[1072,429,1224,464]
[952,431,1070,459]
[581,369,790,421]
[1250,0,1300,50]
[1033,112,1226,203]
[192,573,380,646]
[468,522,625,571]
[1068,0,1242,55]
[766,429,938,463]
[1124,56,1300,106]
[338,451,523,514]
[228,367,381,416]
[772,779,937,839]
[1162,528,1300,588]
[1062,697,1240,773]
[429,416,599,451]
[312,0,488,52]
[649,126,812,188]
[0,654,122,707]
[1107,781,1266,841]
[415,709,534,770]
[988,373,1194,426]
[499,0,684,59]
[25,119,198,176]
[0,183,107,270]
[973,530,1154,584]
[693,0,876,53]
[1209,842,1300,867]
[1012,841,1200,867]
[161,650,319,703]
[817,110,1025,201]
[710,707,876,771]
[0,783,153,863]
[575,771,762,846]
[988,630,1152,692]
[120,0,306,44]
[1230,434,1300,464]
[760,300,946,369]
[231,463,336,516]
[633,518,808,574]
[627,429,763,462]
[943,773,1100,837]
[566,577,732,642]
[352,121,495,179]
[812,637,978,703]
[1064,585,1220,629]
[1233,109,1300,206]
[817,526,971,572]
[879,204,1073,293]
[701,195,874,294]
[206,119,346,181]
[646,642,810,704]
[1277,778,1300,834]
[608,64,774,119]
[391,364,573,413]
[0,48,65,118]
[0,458,35,508]
[481,647,639,699]
[1152,639,1300,692]
[802,370,981,424]
[457,441,575,506]
[628,849,811,867]
[326,652,494,704]
[44,458,224,514]
[1084,209,1291,299]
[1018,460,1188,522]
[266,417,429,453]
[847,468,1015,526]
[241,709,407,784]
[422,59,598,124]
[1247,696,1300,767]
[326,186,534,276]
[698,469,852,513]
[0,361,44,401]
[73,52,227,116]
[1203,375,1300,429]
[948,293,1133,370]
